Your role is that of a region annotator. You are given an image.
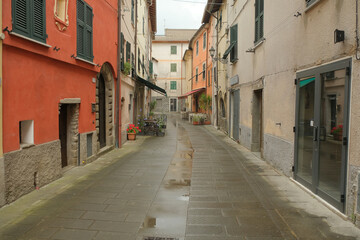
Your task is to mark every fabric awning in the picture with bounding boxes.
[136,76,167,96]
[222,42,236,59]
[178,88,205,99]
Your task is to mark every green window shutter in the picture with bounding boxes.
[203,32,206,49]
[12,0,46,43]
[32,0,46,42]
[77,0,93,61]
[138,49,141,72]
[149,61,153,75]
[170,81,176,90]
[131,0,134,24]
[230,24,238,62]
[12,0,30,36]
[171,63,177,72]
[142,55,144,75]
[196,68,198,82]
[121,33,124,71]
[202,63,206,79]
[171,46,177,54]
[255,0,264,43]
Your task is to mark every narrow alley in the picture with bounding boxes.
[0,114,359,240]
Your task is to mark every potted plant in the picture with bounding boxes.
[331,125,343,141]
[127,124,141,140]
[123,62,132,76]
[193,115,200,125]
[149,100,157,120]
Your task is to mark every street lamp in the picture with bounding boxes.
[209,46,228,64]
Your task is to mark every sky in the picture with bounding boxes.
[156,0,207,35]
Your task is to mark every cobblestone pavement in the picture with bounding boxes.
[0,114,360,239]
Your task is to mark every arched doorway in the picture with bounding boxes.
[96,63,115,150]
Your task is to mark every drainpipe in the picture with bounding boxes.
[115,0,122,148]
[134,0,138,124]
[215,11,219,128]
[356,0,360,60]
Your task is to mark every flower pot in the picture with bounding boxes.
[127,132,136,140]
[333,133,342,141]
[193,121,200,125]
[204,120,211,125]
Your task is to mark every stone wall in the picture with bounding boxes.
[3,140,62,204]
[263,134,294,177]
[347,165,360,224]
[152,96,169,113]
[239,124,252,150]
[79,131,97,165]
[0,157,5,207]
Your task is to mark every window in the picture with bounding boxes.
[196,41,199,55]
[219,10,222,29]
[306,0,318,7]
[149,61,153,75]
[203,32,207,49]
[171,63,177,72]
[208,70,211,86]
[138,48,141,72]
[230,24,238,63]
[19,120,34,147]
[255,0,264,43]
[142,55,145,75]
[121,33,124,70]
[196,68,198,82]
[143,17,145,35]
[171,46,177,55]
[131,0,135,24]
[220,99,225,117]
[202,63,206,80]
[12,0,47,43]
[170,81,177,90]
[77,0,93,62]
[126,42,131,62]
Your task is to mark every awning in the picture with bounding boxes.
[223,42,236,59]
[178,88,205,99]
[136,76,167,96]
[300,77,315,88]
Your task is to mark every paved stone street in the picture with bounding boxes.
[0,114,360,240]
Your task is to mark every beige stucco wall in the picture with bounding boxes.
[120,0,136,142]
[226,0,360,218]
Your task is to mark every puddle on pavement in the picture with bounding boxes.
[140,123,193,236]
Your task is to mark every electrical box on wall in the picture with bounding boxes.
[334,29,345,43]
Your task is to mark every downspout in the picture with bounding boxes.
[116,0,122,148]
[216,11,219,128]
[134,0,138,124]
[356,0,360,60]
[181,43,183,110]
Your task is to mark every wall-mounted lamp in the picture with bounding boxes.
[209,46,228,64]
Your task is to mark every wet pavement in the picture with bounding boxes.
[1,114,360,239]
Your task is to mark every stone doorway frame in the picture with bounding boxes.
[96,63,115,150]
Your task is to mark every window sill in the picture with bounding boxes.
[10,32,51,48]
[20,143,35,149]
[305,0,321,12]
[75,57,96,66]
[253,38,265,50]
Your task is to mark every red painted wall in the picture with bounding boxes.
[2,0,118,153]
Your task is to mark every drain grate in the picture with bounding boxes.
[143,238,178,240]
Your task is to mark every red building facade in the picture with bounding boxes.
[1,0,119,204]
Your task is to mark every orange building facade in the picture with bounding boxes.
[1,0,119,205]
[190,24,212,114]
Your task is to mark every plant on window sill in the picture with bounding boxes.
[123,62,132,76]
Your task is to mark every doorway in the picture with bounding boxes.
[252,89,263,156]
[59,103,79,168]
[170,98,177,112]
[98,74,106,148]
[295,59,351,212]
[232,90,240,141]
[59,105,68,168]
